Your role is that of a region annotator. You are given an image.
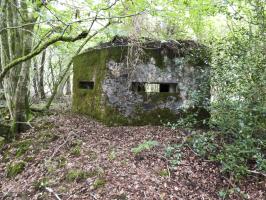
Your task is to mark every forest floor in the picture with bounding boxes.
[0,113,265,200]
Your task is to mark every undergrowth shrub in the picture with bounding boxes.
[0,136,5,148]
[208,25,266,179]
[216,136,266,179]
[164,144,182,166]
[15,139,32,157]
[188,132,218,158]
[174,20,266,181]
[188,131,266,179]
[164,108,209,129]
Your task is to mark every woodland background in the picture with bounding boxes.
[0,0,265,198]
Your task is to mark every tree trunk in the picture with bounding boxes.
[0,0,22,122]
[12,20,35,133]
[0,0,37,137]
[55,60,64,99]
[0,54,4,101]
[65,76,71,95]
[32,58,39,98]
[39,49,46,99]
[48,54,55,93]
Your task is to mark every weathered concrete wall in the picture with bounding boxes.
[73,40,210,125]
[102,57,209,115]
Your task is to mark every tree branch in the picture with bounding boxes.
[44,21,111,110]
[0,9,145,82]
[0,30,91,82]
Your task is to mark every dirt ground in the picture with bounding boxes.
[0,113,265,200]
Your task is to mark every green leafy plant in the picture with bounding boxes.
[165,144,182,166]
[218,188,229,200]
[56,156,67,168]
[158,169,169,177]
[38,131,59,143]
[164,113,198,129]
[189,132,218,158]
[131,140,159,154]
[218,187,249,200]
[70,139,83,156]
[255,153,266,172]
[216,136,265,179]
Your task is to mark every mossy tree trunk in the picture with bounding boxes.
[12,22,35,134]
[0,0,22,122]
[38,49,46,99]
[0,0,37,137]
[65,76,71,95]
[32,57,39,98]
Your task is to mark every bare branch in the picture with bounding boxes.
[44,20,110,110]
[0,30,92,82]
[247,169,266,177]
[0,9,144,82]
[0,20,56,34]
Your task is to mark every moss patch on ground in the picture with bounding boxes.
[93,178,106,189]
[65,169,98,182]
[14,139,33,157]
[0,136,5,148]
[6,161,26,178]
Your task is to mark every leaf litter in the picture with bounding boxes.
[0,113,265,199]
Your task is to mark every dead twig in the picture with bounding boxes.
[90,193,98,199]
[247,170,266,177]
[45,187,61,200]
[50,132,77,159]
[166,164,171,179]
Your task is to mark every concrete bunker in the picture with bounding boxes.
[72,36,210,125]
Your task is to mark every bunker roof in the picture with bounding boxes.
[81,36,209,59]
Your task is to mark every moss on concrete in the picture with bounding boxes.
[141,92,181,103]
[132,108,179,125]
[73,48,182,125]
[143,48,165,68]
[72,44,209,126]
[73,46,131,125]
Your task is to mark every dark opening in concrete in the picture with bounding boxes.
[131,82,178,93]
[160,84,170,92]
[79,81,94,90]
[160,83,178,93]
[131,82,145,92]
